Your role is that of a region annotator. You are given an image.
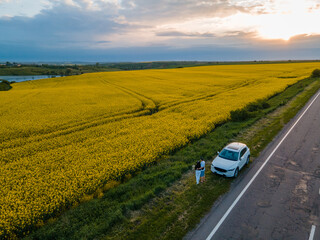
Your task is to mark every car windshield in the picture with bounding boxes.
[219,149,239,161]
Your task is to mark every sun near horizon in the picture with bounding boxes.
[255,0,320,41]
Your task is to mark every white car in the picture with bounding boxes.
[211,142,250,177]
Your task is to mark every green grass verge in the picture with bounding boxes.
[25,77,320,240]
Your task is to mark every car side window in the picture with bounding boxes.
[240,148,247,158]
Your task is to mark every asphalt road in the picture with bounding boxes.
[185,89,320,240]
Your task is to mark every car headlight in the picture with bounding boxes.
[228,168,235,171]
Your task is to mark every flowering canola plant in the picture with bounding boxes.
[0,62,319,237]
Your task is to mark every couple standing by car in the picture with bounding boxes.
[195,157,206,184]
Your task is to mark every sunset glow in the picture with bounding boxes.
[158,0,320,42]
[1,0,320,61]
[255,0,320,41]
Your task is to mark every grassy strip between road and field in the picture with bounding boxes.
[26,76,320,240]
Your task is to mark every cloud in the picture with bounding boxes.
[0,1,125,48]
[3,35,320,62]
[1,0,320,61]
[0,0,52,17]
[120,0,242,22]
[50,0,121,12]
[156,31,215,38]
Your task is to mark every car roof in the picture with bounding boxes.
[225,142,246,152]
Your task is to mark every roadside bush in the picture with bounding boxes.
[247,100,270,112]
[311,69,320,78]
[261,102,270,109]
[231,99,270,121]
[247,102,260,112]
[230,109,251,121]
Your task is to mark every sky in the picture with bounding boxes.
[1,0,320,62]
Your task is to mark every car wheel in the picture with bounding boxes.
[234,168,239,178]
[246,155,250,165]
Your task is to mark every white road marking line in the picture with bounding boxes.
[206,91,320,240]
[309,225,316,240]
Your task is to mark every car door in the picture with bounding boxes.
[239,147,247,169]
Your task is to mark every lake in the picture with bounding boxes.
[0,75,62,83]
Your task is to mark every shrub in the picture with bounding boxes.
[1,79,10,84]
[261,102,270,109]
[246,100,270,112]
[247,102,260,112]
[311,69,320,78]
[230,109,251,121]
[0,79,12,91]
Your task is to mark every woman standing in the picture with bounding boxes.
[195,161,201,184]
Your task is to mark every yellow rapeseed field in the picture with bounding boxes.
[0,62,319,237]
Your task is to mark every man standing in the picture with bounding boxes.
[200,157,206,183]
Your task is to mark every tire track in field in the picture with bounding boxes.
[0,79,160,162]
[0,77,271,163]
[0,79,151,145]
[2,75,254,146]
[100,78,159,113]
[0,103,147,144]
[0,109,152,164]
[136,77,256,111]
